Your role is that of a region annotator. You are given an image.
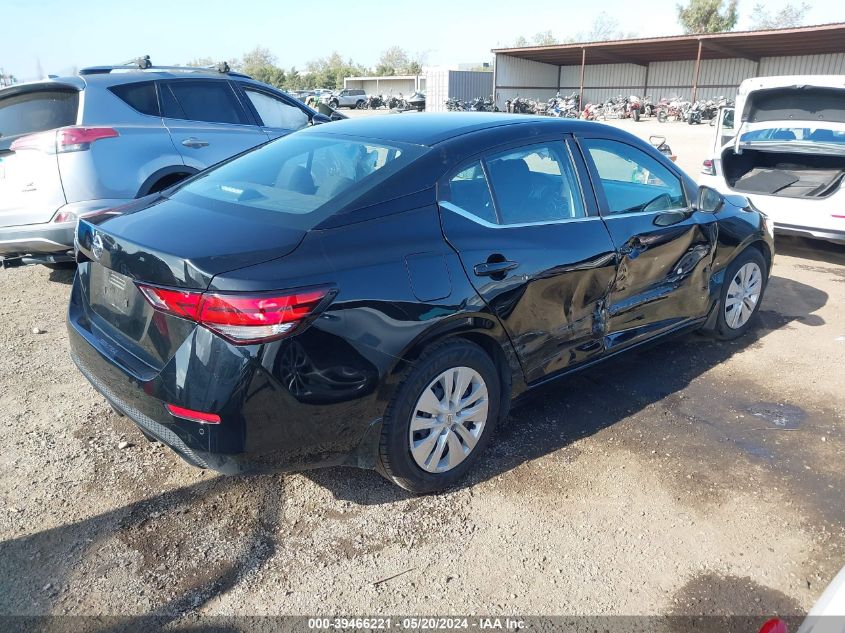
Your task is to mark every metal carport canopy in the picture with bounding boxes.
[492,23,845,104]
[491,23,845,66]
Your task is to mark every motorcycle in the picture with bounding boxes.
[445,97,468,111]
[627,94,643,122]
[650,135,676,162]
[365,94,385,109]
[406,91,425,112]
[687,100,704,125]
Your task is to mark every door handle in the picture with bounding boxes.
[181,138,209,148]
[473,260,519,277]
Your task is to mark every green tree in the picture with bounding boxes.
[513,35,529,47]
[304,52,366,89]
[677,0,739,33]
[749,1,809,29]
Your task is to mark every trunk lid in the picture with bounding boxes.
[0,83,80,226]
[75,195,307,369]
[76,195,307,288]
[734,77,845,153]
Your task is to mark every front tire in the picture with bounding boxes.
[378,340,501,494]
[713,248,768,340]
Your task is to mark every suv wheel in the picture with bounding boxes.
[356,99,365,109]
[378,340,500,494]
[329,99,339,109]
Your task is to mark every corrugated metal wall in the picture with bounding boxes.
[344,77,418,96]
[494,52,845,108]
[426,70,494,112]
[759,52,845,75]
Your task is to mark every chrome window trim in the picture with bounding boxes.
[439,201,603,229]
[601,206,691,219]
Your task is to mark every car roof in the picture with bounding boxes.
[301,113,612,147]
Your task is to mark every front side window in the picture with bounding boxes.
[244,89,309,131]
[583,138,686,215]
[486,143,586,225]
[170,134,425,229]
[161,80,249,125]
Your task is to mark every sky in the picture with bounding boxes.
[2,0,845,80]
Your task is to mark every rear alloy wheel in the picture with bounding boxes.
[378,340,500,493]
[713,248,767,339]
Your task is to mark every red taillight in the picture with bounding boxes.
[701,159,716,176]
[166,404,221,425]
[137,284,332,344]
[56,127,118,152]
[10,127,118,154]
[759,618,787,633]
[832,214,845,219]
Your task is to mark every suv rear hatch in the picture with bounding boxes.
[0,82,80,226]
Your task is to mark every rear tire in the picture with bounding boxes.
[712,248,768,340]
[632,108,640,122]
[378,340,501,494]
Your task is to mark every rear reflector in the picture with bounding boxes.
[758,618,788,633]
[137,284,333,344]
[166,404,221,424]
[10,126,118,154]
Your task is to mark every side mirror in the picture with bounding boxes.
[697,185,724,213]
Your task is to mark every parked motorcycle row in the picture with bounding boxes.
[477,92,735,124]
[445,96,499,112]
[359,91,426,111]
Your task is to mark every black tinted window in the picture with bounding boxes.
[0,90,78,141]
[109,82,159,116]
[584,138,686,215]
[161,80,249,125]
[486,143,586,224]
[448,161,497,224]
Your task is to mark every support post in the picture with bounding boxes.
[691,40,703,103]
[579,48,586,106]
[643,63,650,99]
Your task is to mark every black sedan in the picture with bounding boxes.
[68,114,774,493]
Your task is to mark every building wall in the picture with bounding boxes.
[344,77,418,96]
[426,70,494,112]
[494,52,845,108]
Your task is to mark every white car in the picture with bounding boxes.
[700,75,845,245]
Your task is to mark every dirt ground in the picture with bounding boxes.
[0,116,843,625]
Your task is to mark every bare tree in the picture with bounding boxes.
[749,2,810,29]
[533,30,558,45]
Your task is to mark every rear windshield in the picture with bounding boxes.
[0,89,78,142]
[170,133,426,229]
[741,127,845,144]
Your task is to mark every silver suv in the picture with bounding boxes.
[325,89,367,109]
[0,59,331,266]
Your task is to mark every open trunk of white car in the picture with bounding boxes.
[721,149,845,199]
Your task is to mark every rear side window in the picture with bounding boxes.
[486,143,586,224]
[160,80,250,125]
[447,162,497,224]
[109,82,159,116]
[170,133,426,230]
[0,90,78,141]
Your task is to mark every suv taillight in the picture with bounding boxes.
[137,285,334,344]
[10,127,118,154]
[701,159,716,176]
